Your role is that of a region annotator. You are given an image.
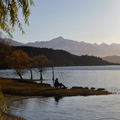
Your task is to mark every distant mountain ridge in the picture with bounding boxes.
[102,55,120,64]
[4,36,120,57]
[4,38,24,46]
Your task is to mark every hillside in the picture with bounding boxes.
[103,55,120,64]
[15,46,116,66]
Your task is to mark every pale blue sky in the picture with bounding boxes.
[9,0,120,44]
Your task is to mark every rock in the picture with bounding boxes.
[71,86,83,89]
[84,87,89,89]
[97,88,105,91]
[91,87,95,90]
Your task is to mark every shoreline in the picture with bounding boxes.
[3,90,112,120]
[0,77,112,119]
[4,93,112,120]
[3,95,42,120]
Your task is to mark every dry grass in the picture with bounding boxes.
[0,78,54,96]
[0,77,111,97]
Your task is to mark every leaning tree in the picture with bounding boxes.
[5,49,30,79]
[0,0,34,37]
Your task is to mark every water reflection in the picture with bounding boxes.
[54,96,63,103]
[8,95,120,120]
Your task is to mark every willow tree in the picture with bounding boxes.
[0,0,34,38]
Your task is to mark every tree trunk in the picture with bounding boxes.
[29,69,33,80]
[16,70,23,79]
[19,74,23,79]
[18,72,23,79]
[40,68,43,83]
[52,67,54,86]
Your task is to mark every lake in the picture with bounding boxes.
[1,65,120,120]
[8,95,120,120]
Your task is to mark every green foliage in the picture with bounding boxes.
[0,0,34,38]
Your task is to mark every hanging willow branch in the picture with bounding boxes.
[0,0,34,38]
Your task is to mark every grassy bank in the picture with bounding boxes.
[0,77,111,97]
[0,77,112,119]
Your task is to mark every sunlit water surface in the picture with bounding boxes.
[1,66,120,120]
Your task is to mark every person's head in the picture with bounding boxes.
[56,78,58,81]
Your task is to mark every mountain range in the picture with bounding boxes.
[4,37,120,63]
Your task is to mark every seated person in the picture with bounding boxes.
[54,78,67,89]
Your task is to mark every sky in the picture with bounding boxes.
[6,0,120,44]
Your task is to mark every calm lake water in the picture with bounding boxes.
[1,65,120,120]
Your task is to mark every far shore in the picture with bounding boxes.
[0,77,112,120]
